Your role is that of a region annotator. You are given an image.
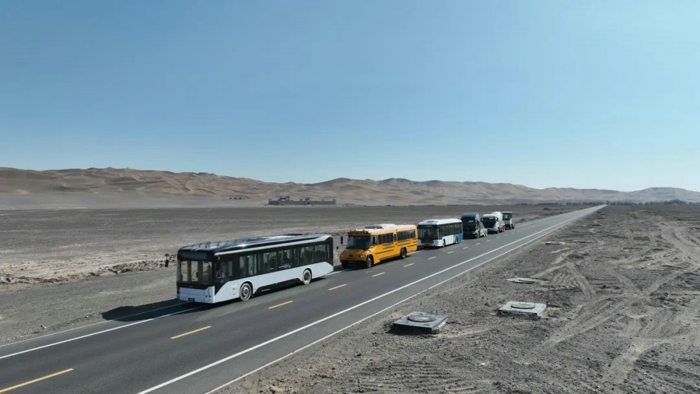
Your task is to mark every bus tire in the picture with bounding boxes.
[239,282,253,301]
[302,269,312,285]
[341,261,349,269]
[400,247,407,259]
[365,255,374,269]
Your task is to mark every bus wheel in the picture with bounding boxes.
[365,256,374,269]
[341,261,349,269]
[302,269,312,285]
[239,282,252,301]
[400,247,407,259]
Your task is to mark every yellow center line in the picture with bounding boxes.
[170,326,211,340]
[428,256,436,260]
[328,284,347,291]
[372,272,386,277]
[268,300,293,310]
[0,368,74,393]
[447,251,454,254]
[403,263,415,267]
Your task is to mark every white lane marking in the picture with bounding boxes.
[202,208,598,394]
[141,209,596,394]
[327,252,422,276]
[428,256,436,260]
[462,246,468,250]
[0,302,190,350]
[447,251,454,254]
[476,243,481,246]
[0,306,203,361]
[487,239,492,242]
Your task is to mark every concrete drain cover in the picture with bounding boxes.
[499,301,547,319]
[511,302,536,309]
[407,314,436,323]
[507,277,538,284]
[392,312,447,334]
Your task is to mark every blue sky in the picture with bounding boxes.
[1,1,698,191]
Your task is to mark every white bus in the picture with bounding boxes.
[417,218,464,248]
[176,234,334,304]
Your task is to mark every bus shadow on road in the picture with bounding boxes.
[101,299,211,323]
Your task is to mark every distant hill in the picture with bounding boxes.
[1,167,699,206]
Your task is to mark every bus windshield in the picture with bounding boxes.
[463,220,476,230]
[346,235,370,249]
[503,213,512,220]
[418,226,438,239]
[482,218,497,227]
[178,260,213,285]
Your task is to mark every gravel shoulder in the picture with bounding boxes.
[217,205,700,394]
[0,205,576,344]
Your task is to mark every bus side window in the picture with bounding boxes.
[278,248,292,270]
[262,252,274,273]
[315,244,327,262]
[304,246,314,263]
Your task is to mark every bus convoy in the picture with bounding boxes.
[176,211,515,304]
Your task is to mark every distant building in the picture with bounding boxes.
[268,196,336,206]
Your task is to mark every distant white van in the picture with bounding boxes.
[482,212,505,233]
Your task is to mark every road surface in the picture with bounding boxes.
[0,206,603,394]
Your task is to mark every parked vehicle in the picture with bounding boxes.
[503,211,515,229]
[417,218,463,248]
[482,212,505,233]
[340,224,418,268]
[461,212,488,238]
[176,234,334,303]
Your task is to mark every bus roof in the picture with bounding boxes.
[460,212,479,218]
[178,233,331,255]
[363,224,397,229]
[349,224,415,234]
[417,218,462,226]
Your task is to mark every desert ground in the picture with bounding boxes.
[218,205,700,394]
[0,205,576,344]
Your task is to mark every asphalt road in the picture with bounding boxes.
[0,206,603,394]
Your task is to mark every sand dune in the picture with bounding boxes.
[1,167,699,207]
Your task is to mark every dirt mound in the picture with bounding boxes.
[2,167,699,205]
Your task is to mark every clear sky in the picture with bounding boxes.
[1,1,698,191]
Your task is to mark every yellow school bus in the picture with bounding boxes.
[339,224,418,269]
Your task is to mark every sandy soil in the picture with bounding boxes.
[0,205,574,344]
[219,205,700,394]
